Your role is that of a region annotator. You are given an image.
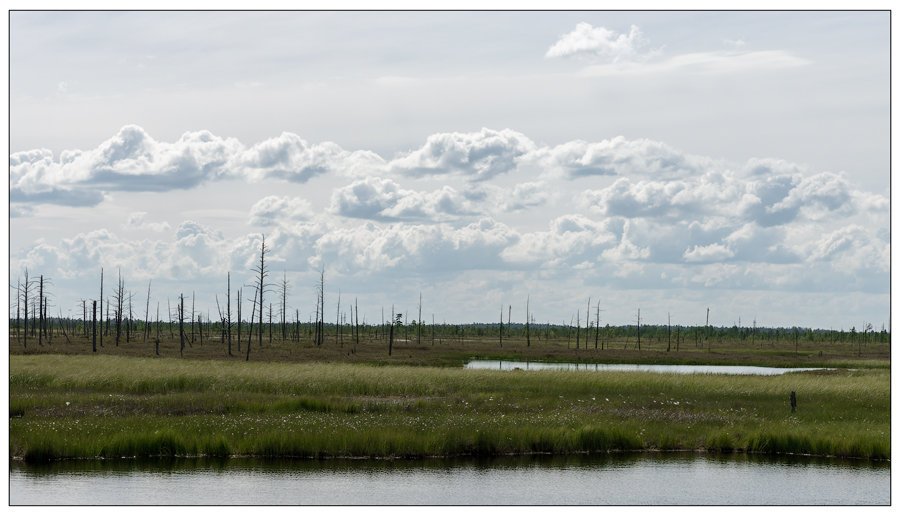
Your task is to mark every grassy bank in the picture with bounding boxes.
[9,354,889,462]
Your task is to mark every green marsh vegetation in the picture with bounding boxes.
[10,353,889,462]
[9,253,890,463]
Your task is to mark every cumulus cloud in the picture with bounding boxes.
[329,176,478,222]
[546,23,647,61]
[238,132,384,183]
[123,212,171,232]
[249,196,314,226]
[546,22,809,76]
[8,126,382,207]
[9,125,888,305]
[532,136,711,180]
[504,214,604,266]
[389,128,535,181]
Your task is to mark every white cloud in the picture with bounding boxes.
[532,136,711,180]
[123,211,170,232]
[238,132,384,183]
[545,23,647,62]
[389,128,535,181]
[683,243,735,263]
[546,23,809,77]
[581,50,811,77]
[249,196,314,227]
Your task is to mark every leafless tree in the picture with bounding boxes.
[499,303,503,348]
[179,293,185,357]
[417,293,423,346]
[227,273,233,355]
[143,280,152,343]
[280,272,289,341]
[526,295,531,347]
[247,235,270,361]
[99,268,103,348]
[92,300,97,352]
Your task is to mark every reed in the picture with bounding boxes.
[10,355,889,462]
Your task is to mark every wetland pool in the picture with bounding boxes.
[10,452,888,505]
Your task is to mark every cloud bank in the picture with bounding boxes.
[9,124,888,329]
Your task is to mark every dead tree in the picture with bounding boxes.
[227,273,233,356]
[508,305,512,344]
[417,293,423,346]
[143,280,152,343]
[155,302,160,355]
[526,295,531,347]
[248,235,270,361]
[236,287,242,353]
[637,308,641,351]
[190,292,196,347]
[38,275,44,346]
[114,270,124,346]
[280,272,289,341]
[336,290,341,347]
[92,300,97,352]
[388,305,395,356]
[99,268,104,348]
[585,297,591,352]
[576,309,580,350]
[667,312,672,352]
[499,303,503,347]
[246,284,258,358]
[315,266,325,347]
[179,293,185,357]
[18,270,35,348]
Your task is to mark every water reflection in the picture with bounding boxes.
[10,452,888,505]
[465,360,829,375]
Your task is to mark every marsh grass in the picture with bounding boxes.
[9,355,889,462]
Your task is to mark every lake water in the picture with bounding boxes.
[465,360,828,375]
[10,453,888,505]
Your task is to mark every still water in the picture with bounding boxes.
[10,453,888,505]
[465,361,827,375]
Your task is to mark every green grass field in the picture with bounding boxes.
[9,352,890,462]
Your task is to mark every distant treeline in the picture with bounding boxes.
[8,315,891,346]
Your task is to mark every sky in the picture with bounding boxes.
[7,10,892,331]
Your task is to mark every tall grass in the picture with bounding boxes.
[10,355,889,462]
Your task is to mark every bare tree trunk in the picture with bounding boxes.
[227,273,232,356]
[526,295,530,347]
[667,312,671,352]
[247,284,257,360]
[499,304,503,347]
[38,275,44,347]
[179,293,185,357]
[388,305,394,356]
[155,302,160,356]
[637,308,641,351]
[237,287,242,352]
[190,291,195,347]
[99,268,103,348]
[576,309,580,350]
[144,280,152,343]
[92,300,97,353]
